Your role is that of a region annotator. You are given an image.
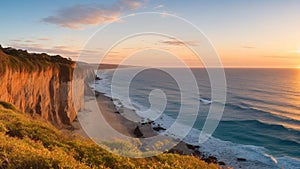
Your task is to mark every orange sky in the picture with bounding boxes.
[2,1,300,68]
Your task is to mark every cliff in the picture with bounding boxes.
[0,45,90,126]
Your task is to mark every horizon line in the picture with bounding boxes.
[88,63,300,69]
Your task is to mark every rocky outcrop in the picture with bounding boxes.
[0,46,92,127]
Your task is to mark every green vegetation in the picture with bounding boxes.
[0,46,74,81]
[0,102,218,169]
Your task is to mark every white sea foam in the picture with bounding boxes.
[94,71,300,169]
[200,98,213,105]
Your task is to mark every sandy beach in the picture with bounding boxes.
[72,91,157,138]
[70,87,223,164]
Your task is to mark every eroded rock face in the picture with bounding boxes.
[0,47,90,127]
[0,66,80,126]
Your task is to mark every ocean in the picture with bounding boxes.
[94,68,300,169]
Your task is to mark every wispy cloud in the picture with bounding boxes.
[11,39,34,43]
[241,43,256,49]
[11,43,78,56]
[10,43,100,59]
[11,38,51,43]
[154,5,164,9]
[160,39,200,46]
[11,39,23,42]
[42,0,145,29]
[263,55,298,59]
[120,0,143,10]
[241,45,256,49]
[38,38,51,41]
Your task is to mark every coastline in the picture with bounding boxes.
[71,84,225,166]
[69,70,300,169]
[80,69,300,169]
[71,68,300,169]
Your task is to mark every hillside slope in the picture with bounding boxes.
[0,101,218,169]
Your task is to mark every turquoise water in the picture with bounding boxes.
[95,68,300,168]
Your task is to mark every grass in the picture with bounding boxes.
[0,46,74,82]
[0,101,218,169]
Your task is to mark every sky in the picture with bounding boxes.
[1,0,300,68]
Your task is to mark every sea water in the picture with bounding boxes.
[94,68,300,169]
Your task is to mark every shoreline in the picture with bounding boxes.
[78,72,300,169]
[71,86,225,166]
[70,70,291,168]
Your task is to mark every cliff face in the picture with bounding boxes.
[0,46,89,126]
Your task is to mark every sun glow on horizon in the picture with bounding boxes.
[295,49,300,54]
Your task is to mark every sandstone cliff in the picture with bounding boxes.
[0,45,92,126]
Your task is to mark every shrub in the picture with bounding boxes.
[0,46,74,74]
[0,102,218,169]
